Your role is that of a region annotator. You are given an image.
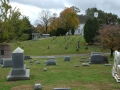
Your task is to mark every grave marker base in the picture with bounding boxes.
[7,69,30,81]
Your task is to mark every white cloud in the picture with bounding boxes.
[10,0,120,25]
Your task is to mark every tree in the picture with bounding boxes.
[59,7,80,35]
[85,8,118,25]
[70,6,80,13]
[8,8,31,41]
[0,0,13,43]
[96,25,120,57]
[48,13,59,33]
[0,0,32,42]
[37,10,51,33]
[84,18,99,44]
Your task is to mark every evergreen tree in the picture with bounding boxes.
[84,18,99,44]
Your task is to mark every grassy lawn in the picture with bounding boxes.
[10,35,109,56]
[0,56,119,90]
[0,35,117,90]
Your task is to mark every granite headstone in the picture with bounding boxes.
[7,47,30,81]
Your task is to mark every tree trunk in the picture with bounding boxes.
[110,48,114,57]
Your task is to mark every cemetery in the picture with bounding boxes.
[0,35,119,90]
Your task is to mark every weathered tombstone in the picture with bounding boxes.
[54,88,70,90]
[85,43,88,50]
[104,55,109,64]
[74,65,79,67]
[89,52,105,64]
[2,58,12,68]
[29,60,34,63]
[112,50,120,82]
[45,59,56,65]
[76,45,79,51]
[82,63,89,66]
[47,45,49,49]
[34,83,42,90]
[24,55,31,60]
[64,56,70,61]
[44,68,47,71]
[90,54,104,64]
[104,63,111,66]
[7,47,30,81]
[36,61,40,64]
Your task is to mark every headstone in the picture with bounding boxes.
[29,60,34,63]
[104,64,111,66]
[54,88,70,90]
[7,47,30,81]
[34,83,42,90]
[112,50,120,82]
[85,43,88,50]
[36,61,40,64]
[45,59,56,65]
[44,68,47,71]
[24,55,31,60]
[2,58,12,68]
[104,56,109,64]
[82,63,89,66]
[64,56,70,61]
[47,45,49,49]
[76,45,79,51]
[74,65,80,67]
[89,52,105,64]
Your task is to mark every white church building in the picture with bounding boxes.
[74,12,98,35]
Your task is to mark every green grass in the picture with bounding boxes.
[0,35,116,90]
[0,56,119,90]
[10,35,109,56]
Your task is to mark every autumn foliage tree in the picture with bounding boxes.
[59,7,80,35]
[96,25,120,57]
[48,13,59,33]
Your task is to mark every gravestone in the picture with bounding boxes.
[82,63,89,66]
[34,83,42,90]
[36,61,40,64]
[89,52,104,64]
[112,50,120,82]
[45,59,56,65]
[47,45,49,49]
[29,60,34,63]
[2,58,12,68]
[64,56,70,61]
[85,43,88,50]
[24,55,32,60]
[7,47,30,81]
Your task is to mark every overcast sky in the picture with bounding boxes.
[10,0,120,25]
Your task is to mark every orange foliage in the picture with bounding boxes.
[60,7,80,31]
